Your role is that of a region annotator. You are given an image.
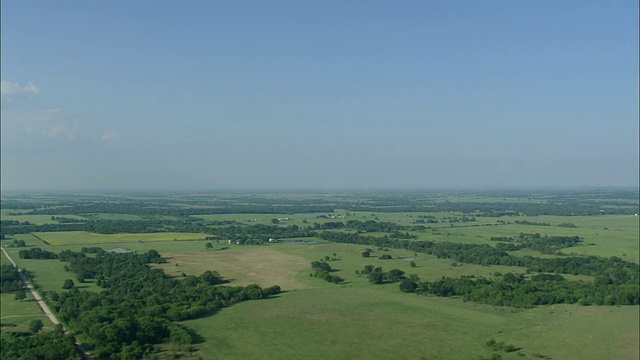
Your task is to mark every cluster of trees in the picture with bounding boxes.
[7,239,26,247]
[46,249,281,358]
[357,265,406,284]
[310,261,344,283]
[489,233,583,254]
[1,265,24,293]
[0,325,82,360]
[18,248,58,259]
[513,220,550,226]
[397,271,639,307]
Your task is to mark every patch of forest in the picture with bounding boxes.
[28,249,282,359]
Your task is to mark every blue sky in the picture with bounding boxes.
[1,1,638,191]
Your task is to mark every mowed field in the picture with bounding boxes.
[32,231,210,246]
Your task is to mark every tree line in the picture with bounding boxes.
[397,271,639,308]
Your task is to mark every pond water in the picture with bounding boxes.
[107,248,131,253]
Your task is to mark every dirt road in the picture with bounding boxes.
[1,246,60,325]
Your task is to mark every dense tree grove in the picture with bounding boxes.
[1,265,24,293]
[46,249,281,358]
[18,248,58,260]
[489,233,582,254]
[0,325,82,360]
[397,271,639,308]
[359,265,406,284]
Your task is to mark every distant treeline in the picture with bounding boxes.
[4,190,637,219]
[1,219,212,236]
[24,203,335,216]
[46,249,281,358]
[334,201,637,216]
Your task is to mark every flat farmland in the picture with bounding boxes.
[31,231,210,246]
[184,283,639,360]
[1,191,637,359]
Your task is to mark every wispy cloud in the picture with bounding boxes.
[15,108,80,140]
[101,131,121,143]
[1,80,40,97]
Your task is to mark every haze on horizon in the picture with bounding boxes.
[1,1,638,192]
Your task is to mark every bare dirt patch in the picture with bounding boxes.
[156,248,311,290]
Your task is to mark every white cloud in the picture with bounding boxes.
[101,131,121,143]
[16,109,80,140]
[1,80,40,97]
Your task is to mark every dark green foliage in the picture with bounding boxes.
[62,279,74,289]
[17,248,57,260]
[486,339,520,353]
[49,249,280,358]
[29,319,44,334]
[1,265,24,293]
[14,290,27,301]
[9,239,27,247]
[403,272,639,308]
[399,278,417,293]
[310,261,344,284]
[0,325,82,360]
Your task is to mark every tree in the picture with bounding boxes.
[399,278,417,293]
[409,261,417,268]
[63,279,74,289]
[362,250,371,258]
[29,319,44,334]
[15,290,27,301]
[205,242,213,250]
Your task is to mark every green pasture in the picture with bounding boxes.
[32,231,210,246]
[0,251,53,333]
[0,292,51,334]
[3,246,102,295]
[184,286,638,360]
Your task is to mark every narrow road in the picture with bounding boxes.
[1,246,60,325]
[2,246,94,359]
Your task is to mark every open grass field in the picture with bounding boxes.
[154,243,633,359]
[184,287,639,360]
[32,231,210,246]
[1,250,53,334]
[0,293,51,334]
